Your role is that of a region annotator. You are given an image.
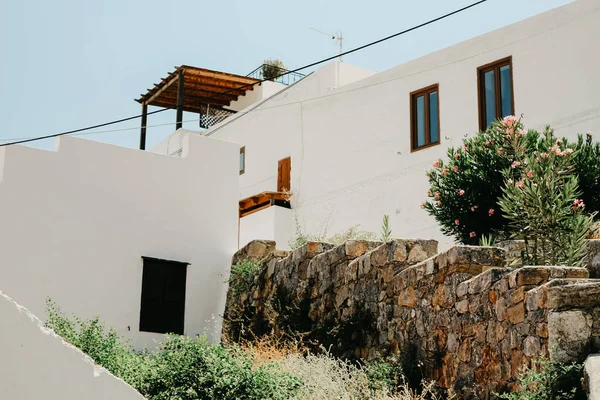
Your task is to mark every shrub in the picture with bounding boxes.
[46,301,300,400]
[262,59,286,81]
[45,299,150,390]
[498,126,593,266]
[423,117,599,245]
[144,335,300,400]
[228,259,263,294]
[499,359,584,400]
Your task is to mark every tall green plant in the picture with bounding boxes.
[380,215,393,242]
[423,117,538,244]
[498,125,593,266]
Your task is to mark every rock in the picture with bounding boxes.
[407,245,428,265]
[507,303,525,324]
[398,287,416,307]
[584,354,600,398]
[523,336,541,357]
[548,310,593,363]
[547,281,600,310]
[516,267,551,286]
[456,299,469,314]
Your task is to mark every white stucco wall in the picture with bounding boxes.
[227,81,286,112]
[0,291,145,400]
[201,0,600,250]
[0,132,238,349]
[239,206,294,250]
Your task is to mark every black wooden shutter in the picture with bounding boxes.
[139,257,188,334]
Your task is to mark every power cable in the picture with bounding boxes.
[0,0,488,148]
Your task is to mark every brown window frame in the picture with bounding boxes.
[239,146,245,175]
[410,84,440,152]
[477,56,514,131]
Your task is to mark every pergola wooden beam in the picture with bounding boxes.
[136,65,260,150]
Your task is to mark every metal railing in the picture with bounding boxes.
[198,104,236,129]
[246,64,305,86]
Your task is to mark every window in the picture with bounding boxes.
[410,84,440,151]
[239,147,245,175]
[139,257,188,335]
[478,57,514,131]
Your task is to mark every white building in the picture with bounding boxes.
[154,0,600,250]
[0,133,239,349]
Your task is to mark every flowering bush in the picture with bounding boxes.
[423,117,538,244]
[423,116,599,245]
[498,127,593,266]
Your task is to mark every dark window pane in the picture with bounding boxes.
[500,65,512,117]
[483,70,496,128]
[239,152,244,172]
[140,258,187,335]
[416,95,425,147]
[429,91,439,143]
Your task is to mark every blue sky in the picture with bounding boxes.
[0,0,571,150]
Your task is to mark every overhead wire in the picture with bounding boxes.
[0,0,488,148]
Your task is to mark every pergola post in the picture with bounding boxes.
[176,69,185,130]
[139,103,148,150]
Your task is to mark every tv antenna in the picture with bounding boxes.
[310,28,343,61]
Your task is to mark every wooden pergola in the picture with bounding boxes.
[135,65,260,150]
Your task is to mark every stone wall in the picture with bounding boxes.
[223,239,600,398]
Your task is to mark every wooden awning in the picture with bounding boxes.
[136,65,260,113]
[136,65,260,150]
[239,191,291,218]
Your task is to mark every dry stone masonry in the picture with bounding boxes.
[223,239,600,398]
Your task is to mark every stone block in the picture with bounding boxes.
[548,310,593,363]
[457,282,469,298]
[584,354,600,398]
[398,287,416,307]
[523,336,541,357]
[407,245,428,265]
[516,267,551,286]
[456,299,469,314]
[507,303,525,324]
[468,268,512,295]
[547,281,600,310]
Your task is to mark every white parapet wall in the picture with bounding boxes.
[0,132,239,349]
[238,206,294,250]
[0,291,146,400]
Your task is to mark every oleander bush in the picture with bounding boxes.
[423,116,599,245]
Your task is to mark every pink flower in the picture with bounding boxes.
[442,168,449,175]
[434,192,441,199]
[420,203,425,209]
[437,200,442,206]
[573,199,585,209]
[526,170,534,178]
[471,205,478,212]
[518,129,526,137]
[502,115,518,126]
[453,166,459,172]
[454,153,460,160]
[587,131,593,137]
[459,189,465,196]
[462,144,467,152]
[455,219,460,226]
[433,160,441,168]
[469,232,476,238]
[497,149,504,156]
[511,161,521,168]
[516,181,525,188]
[489,209,495,216]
